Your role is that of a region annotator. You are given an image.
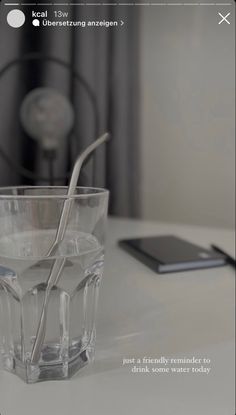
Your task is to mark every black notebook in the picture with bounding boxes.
[119,235,226,273]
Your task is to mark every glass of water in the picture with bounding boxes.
[0,186,109,383]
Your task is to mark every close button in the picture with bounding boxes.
[218,12,231,25]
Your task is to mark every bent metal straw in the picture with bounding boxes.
[30,132,110,364]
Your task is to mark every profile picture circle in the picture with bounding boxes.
[7,9,25,28]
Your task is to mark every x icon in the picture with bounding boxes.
[218,12,231,25]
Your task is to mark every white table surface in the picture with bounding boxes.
[0,217,235,415]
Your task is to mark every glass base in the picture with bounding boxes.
[2,345,94,383]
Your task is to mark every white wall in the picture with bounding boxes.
[140,6,235,229]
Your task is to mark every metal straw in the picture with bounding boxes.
[30,132,110,364]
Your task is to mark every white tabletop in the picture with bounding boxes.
[0,218,235,415]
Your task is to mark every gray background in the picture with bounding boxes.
[140,5,235,228]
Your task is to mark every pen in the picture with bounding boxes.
[211,244,236,269]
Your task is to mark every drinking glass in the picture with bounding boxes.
[0,186,109,383]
